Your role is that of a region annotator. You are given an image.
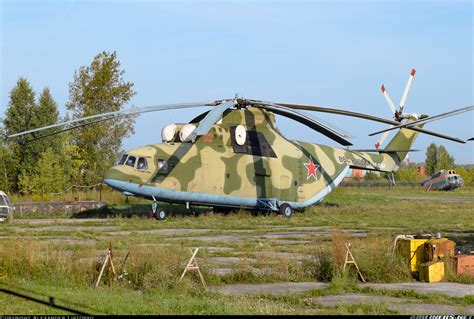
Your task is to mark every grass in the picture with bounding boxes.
[0,185,473,314]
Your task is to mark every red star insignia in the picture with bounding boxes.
[304,157,319,180]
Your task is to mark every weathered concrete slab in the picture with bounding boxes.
[254,251,312,260]
[202,246,233,252]
[15,218,109,225]
[29,225,117,231]
[42,238,97,245]
[209,267,272,277]
[167,235,243,242]
[108,228,212,236]
[309,293,473,315]
[209,282,329,296]
[309,293,415,306]
[360,282,474,298]
[257,231,325,239]
[389,303,473,315]
[390,196,474,203]
[14,201,107,214]
[273,239,313,245]
[285,226,330,231]
[208,257,256,265]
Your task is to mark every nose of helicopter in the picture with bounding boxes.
[103,166,127,188]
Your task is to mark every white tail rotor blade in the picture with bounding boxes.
[375,125,393,149]
[399,68,416,111]
[381,84,397,115]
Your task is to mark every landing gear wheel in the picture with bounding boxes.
[279,203,293,218]
[155,207,168,221]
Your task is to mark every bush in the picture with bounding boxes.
[314,249,335,282]
[0,239,96,285]
[127,245,190,290]
[0,240,205,290]
[354,237,412,283]
[313,231,412,284]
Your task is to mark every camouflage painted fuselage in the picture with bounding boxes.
[104,108,419,211]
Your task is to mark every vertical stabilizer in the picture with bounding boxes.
[384,118,423,163]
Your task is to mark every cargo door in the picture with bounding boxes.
[255,159,272,198]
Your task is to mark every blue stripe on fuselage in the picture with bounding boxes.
[103,165,349,210]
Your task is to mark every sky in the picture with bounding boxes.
[1,0,473,164]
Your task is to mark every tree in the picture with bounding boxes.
[436,145,455,171]
[454,166,474,186]
[3,77,39,190]
[395,167,422,182]
[425,143,438,176]
[19,148,67,198]
[424,143,455,176]
[0,127,16,192]
[3,79,67,192]
[35,88,62,154]
[67,51,136,184]
[60,143,84,186]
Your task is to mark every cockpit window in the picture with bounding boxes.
[137,157,148,171]
[125,156,136,167]
[118,154,128,165]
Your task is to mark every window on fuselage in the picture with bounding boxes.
[229,126,277,158]
[118,154,128,165]
[137,157,148,171]
[126,156,136,167]
[157,159,169,174]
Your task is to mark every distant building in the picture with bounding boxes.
[417,164,426,177]
[343,168,366,182]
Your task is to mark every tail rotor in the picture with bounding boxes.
[375,68,417,149]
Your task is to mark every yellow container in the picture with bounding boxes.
[396,238,429,272]
[419,261,445,283]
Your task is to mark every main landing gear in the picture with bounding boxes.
[151,201,168,221]
[278,203,293,218]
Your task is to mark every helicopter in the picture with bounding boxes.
[6,69,473,220]
[420,169,464,191]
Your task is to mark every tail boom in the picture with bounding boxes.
[336,121,423,173]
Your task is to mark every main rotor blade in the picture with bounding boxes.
[271,102,398,125]
[369,105,474,136]
[21,116,126,142]
[270,101,466,144]
[399,68,416,111]
[7,101,217,139]
[186,100,236,141]
[254,102,353,146]
[381,85,397,114]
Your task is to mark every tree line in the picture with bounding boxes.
[1,51,472,195]
[0,51,136,195]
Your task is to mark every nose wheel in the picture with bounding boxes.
[151,202,168,221]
